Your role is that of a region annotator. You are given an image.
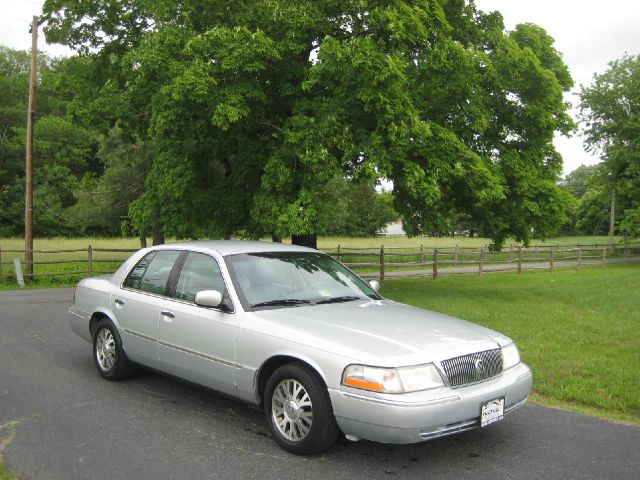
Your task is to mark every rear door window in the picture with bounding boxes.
[122,251,155,290]
[124,250,181,295]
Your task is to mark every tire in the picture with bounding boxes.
[92,319,133,380]
[264,362,340,454]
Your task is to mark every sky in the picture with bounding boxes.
[474,0,640,175]
[1,0,639,176]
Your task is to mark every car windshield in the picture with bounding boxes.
[225,252,381,310]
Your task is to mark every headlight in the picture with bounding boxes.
[342,364,444,393]
[502,343,520,370]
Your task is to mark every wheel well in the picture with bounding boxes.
[89,312,110,339]
[256,355,326,405]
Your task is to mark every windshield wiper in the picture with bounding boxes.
[313,296,363,305]
[251,299,311,308]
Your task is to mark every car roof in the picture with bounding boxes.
[153,240,319,256]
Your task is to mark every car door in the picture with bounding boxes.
[112,249,183,368]
[157,251,239,397]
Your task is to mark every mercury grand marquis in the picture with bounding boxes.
[69,240,532,454]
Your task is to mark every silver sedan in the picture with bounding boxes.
[69,240,532,454]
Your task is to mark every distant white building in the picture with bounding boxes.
[379,221,406,236]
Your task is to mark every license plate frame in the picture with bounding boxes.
[480,397,505,427]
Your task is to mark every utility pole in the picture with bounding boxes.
[609,187,616,251]
[25,16,38,277]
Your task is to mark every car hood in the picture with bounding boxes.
[251,299,510,366]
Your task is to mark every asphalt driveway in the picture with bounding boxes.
[1,288,638,480]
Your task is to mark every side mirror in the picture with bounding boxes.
[194,290,223,308]
[369,280,380,292]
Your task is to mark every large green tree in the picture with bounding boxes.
[42,0,574,248]
[67,125,154,239]
[580,54,640,238]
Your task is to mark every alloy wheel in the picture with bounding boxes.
[271,378,313,441]
[95,328,116,372]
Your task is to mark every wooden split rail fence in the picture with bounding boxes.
[1,242,639,283]
[321,241,640,280]
[0,246,138,280]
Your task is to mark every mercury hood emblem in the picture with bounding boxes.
[474,358,485,373]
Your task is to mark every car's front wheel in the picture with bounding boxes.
[93,319,133,380]
[264,363,340,454]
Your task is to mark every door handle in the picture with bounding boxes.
[114,298,125,305]
[161,309,175,319]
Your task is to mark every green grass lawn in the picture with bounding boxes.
[381,264,640,424]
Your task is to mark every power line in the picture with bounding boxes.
[0,15,31,25]
[14,0,44,6]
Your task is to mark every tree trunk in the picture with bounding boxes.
[291,234,317,249]
[152,208,164,245]
[139,233,147,248]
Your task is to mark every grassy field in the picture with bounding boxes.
[318,235,621,249]
[0,234,624,253]
[381,264,640,424]
[0,235,627,289]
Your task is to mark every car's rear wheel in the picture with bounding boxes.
[93,319,133,380]
[264,363,339,454]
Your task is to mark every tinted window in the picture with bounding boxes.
[175,252,225,303]
[125,250,181,295]
[123,251,156,290]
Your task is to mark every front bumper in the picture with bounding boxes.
[329,362,532,444]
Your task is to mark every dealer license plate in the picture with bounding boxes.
[480,397,505,427]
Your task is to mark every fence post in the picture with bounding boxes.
[454,244,459,263]
[432,248,438,280]
[478,247,484,276]
[517,246,522,274]
[420,244,424,264]
[624,238,628,265]
[577,244,582,271]
[88,245,93,277]
[24,247,32,279]
[550,247,555,272]
[601,247,606,269]
[379,245,385,281]
[337,244,341,263]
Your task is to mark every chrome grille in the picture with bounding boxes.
[440,349,503,388]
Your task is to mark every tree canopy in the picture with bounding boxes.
[580,54,640,238]
[559,164,616,236]
[0,45,99,237]
[38,0,574,247]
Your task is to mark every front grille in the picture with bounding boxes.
[440,348,503,388]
